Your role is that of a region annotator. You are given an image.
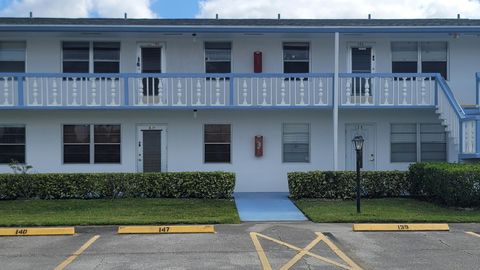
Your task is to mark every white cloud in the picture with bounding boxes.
[0,0,156,18]
[197,0,480,19]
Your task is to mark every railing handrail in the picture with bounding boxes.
[435,74,466,119]
[0,72,335,78]
[339,72,439,78]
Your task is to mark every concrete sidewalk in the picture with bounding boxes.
[234,192,308,221]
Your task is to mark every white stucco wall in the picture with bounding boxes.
[0,109,454,192]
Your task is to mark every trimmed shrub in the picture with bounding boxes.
[0,172,235,200]
[408,163,480,207]
[288,171,409,200]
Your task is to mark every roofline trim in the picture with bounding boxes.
[1,25,480,33]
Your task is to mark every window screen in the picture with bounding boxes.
[0,41,26,73]
[94,125,121,163]
[391,123,417,162]
[391,42,418,73]
[0,125,26,164]
[420,123,447,161]
[205,42,231,73]
[283,123,310,162]
[63,125,90,163]
[93,42,120,73]
[421,42,447,79]
[283,42,309,73]
[391,41,448,79]
[62,42,90,73]
[204,124,231,163]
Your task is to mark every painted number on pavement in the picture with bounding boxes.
[397,225,410,230]
[158,226,170,233]
[15,229,28,235]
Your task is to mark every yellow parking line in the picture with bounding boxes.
[53,235,100,270]
[250,232,359,270]
[279,234,324,270]
[249,232,272,270]
[353,223,449,232]
[466,232,480,238]
[118,225,215,234]
[0,227,74,236]
[319,232,362,270]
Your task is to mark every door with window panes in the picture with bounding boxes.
[137,43,162,100]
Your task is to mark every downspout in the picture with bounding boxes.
[333,32,339,170]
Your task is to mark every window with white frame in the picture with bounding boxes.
[62,42,120,73]
[0,125,26,164]
[391,41,447,79]
[391,123,446,162]
[283,42,309,73]
[0,41,26,73]
[283,123,310,162]
[204,42,231,73]
[63,124,120,164]
[204,124,231,163]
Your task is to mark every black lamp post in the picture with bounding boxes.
[352,135,364,214]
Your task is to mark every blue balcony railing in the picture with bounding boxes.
[0,73,333,108]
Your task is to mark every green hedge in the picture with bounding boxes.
[408,163,480,207]
[288,171,409,200]
[0,172,235,200]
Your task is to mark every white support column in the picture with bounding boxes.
[333,32,340,171]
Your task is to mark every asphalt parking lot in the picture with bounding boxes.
[0,223,479,270]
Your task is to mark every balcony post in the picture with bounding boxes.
[17,75,24,106]
[333,32,339,170]
[123,75,129,106]
[229,74,234,106]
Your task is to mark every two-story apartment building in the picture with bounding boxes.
[0,18,479,192]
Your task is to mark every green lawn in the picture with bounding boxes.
[0,198,240,226]
[295,198,480,223]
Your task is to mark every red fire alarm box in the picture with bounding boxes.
[254,51,262,73]
[255,135,263,157]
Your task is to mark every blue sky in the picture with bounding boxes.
[151,0,198,18]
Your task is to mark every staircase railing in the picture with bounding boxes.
[435,75,476,155]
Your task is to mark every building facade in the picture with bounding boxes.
[0,18,478,192]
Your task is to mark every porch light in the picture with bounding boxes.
[352,136,364,151]
[352,135,364,214]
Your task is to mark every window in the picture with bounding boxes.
[0,41,26,73]
[63,125,90,163]
[420,124,447,161]
[390,123,446,162]
[421,42,447,79]
[0,125,25,164]
[391,124,417,162]
[63,124,120,164]
[62,42,120,73]
[93,42,120,73]
[283,42,309,73]
[94,125,121,163]
[283,123,310,162]
[205,42,231,73]
[204,124,231,163]
[391,41,448,79]
[391,42,418,74]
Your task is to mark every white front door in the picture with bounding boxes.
[345,123,376,171]
[136,124,167,172]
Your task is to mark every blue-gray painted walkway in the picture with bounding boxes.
[234,192,308,221]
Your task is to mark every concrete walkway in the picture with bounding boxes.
[234,192,308,221]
